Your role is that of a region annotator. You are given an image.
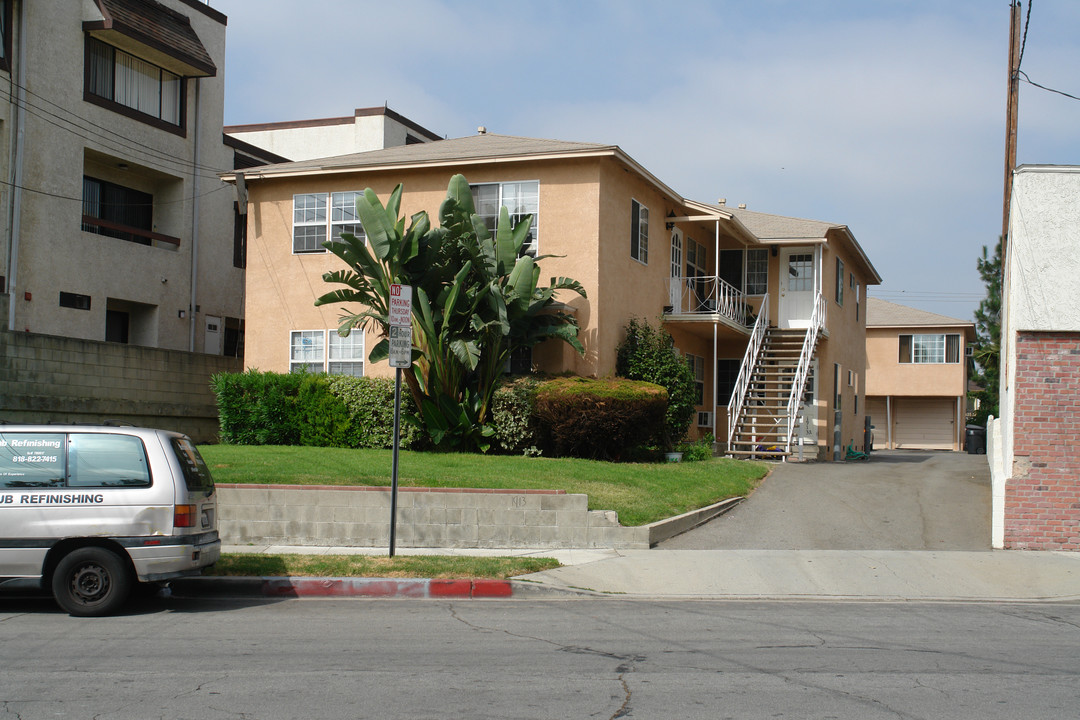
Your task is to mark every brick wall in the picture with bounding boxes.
[1006,331,1080,550]
[0,294,240,443]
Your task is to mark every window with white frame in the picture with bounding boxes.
[290,330,365,375]
[746,248,769,295]
[631,199,649,263]
[86,37,181,126]
[899,334,961,364]
[293,192,365,254]
[471,181,539,255]
[290,330,324,372]
[328,331,365,376]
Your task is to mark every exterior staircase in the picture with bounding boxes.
[727,328,809,459]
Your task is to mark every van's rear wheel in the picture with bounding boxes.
[51,547,132,617]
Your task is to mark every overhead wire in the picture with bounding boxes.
[1013,0,1079,103]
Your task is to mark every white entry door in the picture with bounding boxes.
[779,247,815,329]
[204,315,222,355]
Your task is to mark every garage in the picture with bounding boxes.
[867,396,961,451]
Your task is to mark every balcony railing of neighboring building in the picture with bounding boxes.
[81,215,181,249]
[666,275,753,327]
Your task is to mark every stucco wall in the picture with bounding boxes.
[865,326,968,397]
[4,0,242,354]
[0,294,238,442]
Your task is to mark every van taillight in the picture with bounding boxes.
[174,505,196,528]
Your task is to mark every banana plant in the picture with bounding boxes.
[316,175,585,452]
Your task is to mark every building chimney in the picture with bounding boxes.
[717,198,726,206]
[738,203,747,210]
[477,126,487,135]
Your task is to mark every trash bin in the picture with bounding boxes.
[965,424,986,454]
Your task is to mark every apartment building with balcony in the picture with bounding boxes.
[225,131,881,460]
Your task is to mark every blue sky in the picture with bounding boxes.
[210,0,1080,321]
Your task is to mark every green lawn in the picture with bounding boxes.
[206,553,560,579]
[199,445,768,527]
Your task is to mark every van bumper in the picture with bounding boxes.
[124,531,221,582]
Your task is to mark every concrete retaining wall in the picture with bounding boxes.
[218,484,652,549]
[0,294,239,443]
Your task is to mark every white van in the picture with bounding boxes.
[0,425,221,616]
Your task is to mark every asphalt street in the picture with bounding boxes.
[2,597,1077,720]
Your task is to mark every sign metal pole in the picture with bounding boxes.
[387,284,412,557]
[390,366,401,557]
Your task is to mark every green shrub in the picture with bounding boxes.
[616,318,697,447]
[210,369,304,445]
[297,375,353,448]
[490,376,543,455]
[533,377,667,460]
[678,434,716,462]
[327,376,423,449]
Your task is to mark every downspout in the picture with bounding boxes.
[6,0,27,331]
[188,78,201,351]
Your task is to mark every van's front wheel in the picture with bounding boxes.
[51,547,132,617]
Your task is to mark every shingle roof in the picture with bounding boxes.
[91,0,217,77]
[716,205,841,239]
[244,134,618,176]
[866,297,972,327]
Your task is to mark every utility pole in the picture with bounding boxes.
[1001,1,1022,253]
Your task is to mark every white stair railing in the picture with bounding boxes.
[726,294,769,454]
[784,293,826,454]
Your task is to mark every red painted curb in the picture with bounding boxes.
[429,579,474,596]
[257,577,514,598]
[471,579,514,598]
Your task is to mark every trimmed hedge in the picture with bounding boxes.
[490,376,543,455]
[534,376,668,460]
[210,371,421,449]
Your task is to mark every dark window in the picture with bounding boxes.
[630,199,648,263]
[59,292,91,310]
[105,309,129,343]
[835,258,844,306]
[82,176,153,245]
[719,249,744,291]
[0,0,11,72]
[224,317,244,359]
[716,358,742,405]
[170,436,215,494]
[233,202,246,268]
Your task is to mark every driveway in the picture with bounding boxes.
[658,450,992,551]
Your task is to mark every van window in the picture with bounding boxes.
[170,437,215,494]
[0,433,65,488]
[68,433,152,487]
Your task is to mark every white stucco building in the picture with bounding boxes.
[991,165,1080,550]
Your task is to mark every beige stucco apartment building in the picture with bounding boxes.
[864,298,975,451]
[225,131,881,460]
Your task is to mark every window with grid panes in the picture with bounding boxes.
[290,330,324,372]
[470,181,538,255]
[746,248,768,294]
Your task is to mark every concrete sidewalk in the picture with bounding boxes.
[514,548,1080,602]
[171,544,1080,602]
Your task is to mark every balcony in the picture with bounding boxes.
[664,276,754,330]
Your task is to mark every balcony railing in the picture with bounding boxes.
[666,275,752,327]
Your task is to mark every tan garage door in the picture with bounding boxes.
[894,397,957,450]
[866,397,888,448]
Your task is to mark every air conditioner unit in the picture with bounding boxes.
[697,411,714,427]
